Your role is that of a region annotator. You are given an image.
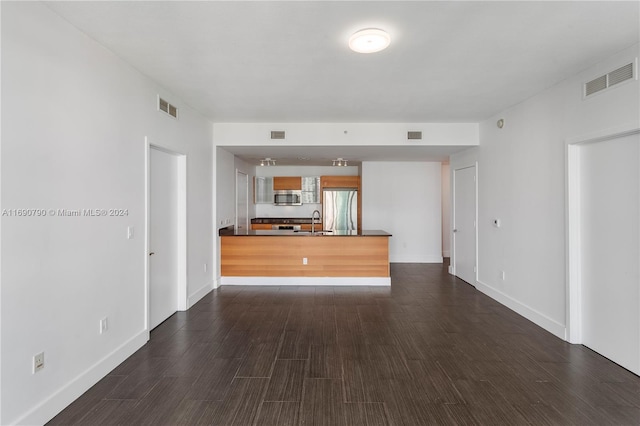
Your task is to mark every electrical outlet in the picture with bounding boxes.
[204,263,208,273]
[33,352,44,373]
[99,317,108,334]
[303,257,308,265]
[501,271,506,281]
[127,226,134,239]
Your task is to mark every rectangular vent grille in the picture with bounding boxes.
[270,131,285,139]
[158,96,178,118]
[585,61,636,97]
[585,75,607,96]
[407,131,422,140]
[609,63,634,86]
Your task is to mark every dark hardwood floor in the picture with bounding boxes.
[49,263,640,425]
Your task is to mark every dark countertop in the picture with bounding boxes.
[219,227,391,237]
[251,217,313,224]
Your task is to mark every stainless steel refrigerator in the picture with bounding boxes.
[323,189,358,231]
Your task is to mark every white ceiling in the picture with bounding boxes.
[45,1,639,164]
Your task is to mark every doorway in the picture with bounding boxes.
[236,170,249,233]
[567,128,639,375]
[148,144,187,330]
[452,164,477,285]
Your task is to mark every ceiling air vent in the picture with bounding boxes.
[158,96,178,119]
[407,131,422,140]
[270,131,285,140]
[584,61,636,98]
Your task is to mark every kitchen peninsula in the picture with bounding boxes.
[219,229,392,286]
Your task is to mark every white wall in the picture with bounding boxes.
[362,162,442,263]
[235,156,256,221]
[450,44,640,339]
[441,164,451,257]
[216,147,237,230]
[214,122,478,147]
[1,3,213,424]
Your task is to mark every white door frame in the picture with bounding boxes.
[450,162,478,281]
[145,138,188,333]
[565,123,640,343]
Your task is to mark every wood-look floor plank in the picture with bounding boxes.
[184,358,242,401]
[122,376,196,425]
[279,330,311,359]
[343,402,391,426]
[46,375,127,425]
[68,399,138,426]
[308,344,342,379]
[342,359,385,403]
[300,378,346,426]
[159,400,210,426]
[255,401,300,426]
[236,341,280,378]
[213,330,250,359]
[263,359,307,402]
[199,378,268,425]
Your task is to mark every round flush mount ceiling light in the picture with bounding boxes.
[348,28,390,53]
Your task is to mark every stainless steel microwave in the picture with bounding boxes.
[274,190,302,206]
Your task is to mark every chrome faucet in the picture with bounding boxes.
[311,210,321,233]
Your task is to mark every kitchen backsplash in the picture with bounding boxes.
[255,202,322,218]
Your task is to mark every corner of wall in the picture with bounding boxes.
[13,331,148,426]
[475,280,566,340]
[187,280,215,308]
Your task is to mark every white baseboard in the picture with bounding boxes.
[187,280,215,308]
[475,279,566,340]
[15,330,149,426]
[220,276,391,286]
[213,277,221,289]
[390,256,443,263]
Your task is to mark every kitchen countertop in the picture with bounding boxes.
[251,217,314,224]
[219,226,391,237]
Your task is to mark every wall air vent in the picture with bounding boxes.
[158,96,178,119]
[584,60,636,98]
[407,131,422,140]
[608,62,634,86]
[270,131,285,140]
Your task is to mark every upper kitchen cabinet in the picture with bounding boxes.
[321,175,360,189]
[254,176,274,204]
[273,176,302,190]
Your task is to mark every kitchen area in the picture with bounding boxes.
[252,175,360,233]
[219,167,393,285]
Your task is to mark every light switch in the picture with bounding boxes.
[127,226,134,239]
